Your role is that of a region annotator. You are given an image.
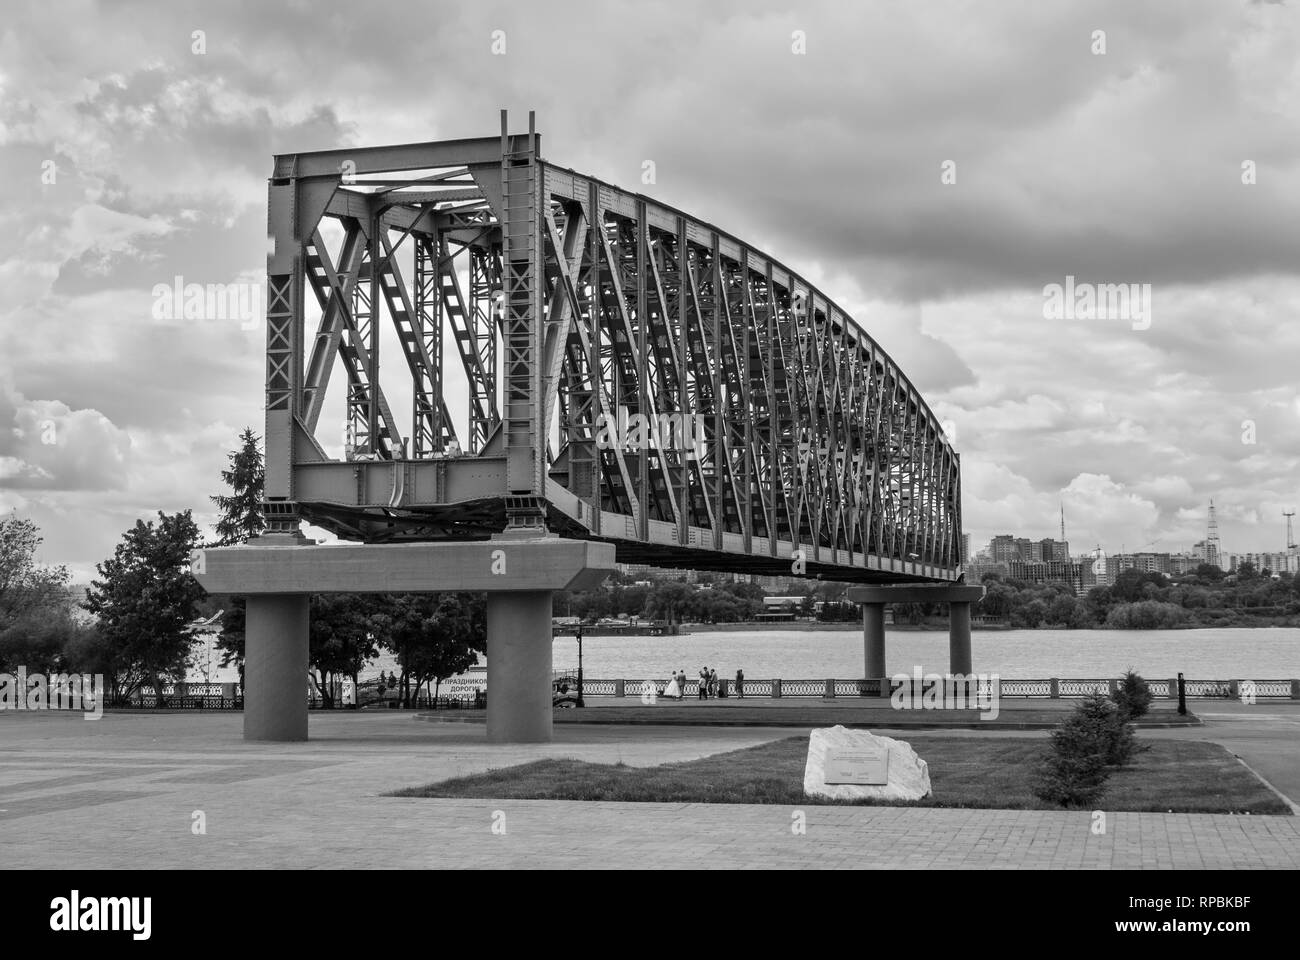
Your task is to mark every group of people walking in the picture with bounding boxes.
[660,667,745,700]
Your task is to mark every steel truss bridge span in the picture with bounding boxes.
[261,113,961,583]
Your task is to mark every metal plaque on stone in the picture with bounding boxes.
[824,744,890,785]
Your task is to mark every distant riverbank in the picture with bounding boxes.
[677,618,1289,634]
[681,620,1013,634]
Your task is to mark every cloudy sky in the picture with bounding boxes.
[2,0,1298,580]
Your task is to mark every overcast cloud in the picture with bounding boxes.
[2,0,1298,578]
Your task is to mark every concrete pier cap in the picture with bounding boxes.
[844,584,986,606]
[190,535,617,744]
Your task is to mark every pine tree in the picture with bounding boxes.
[210,428,265,546]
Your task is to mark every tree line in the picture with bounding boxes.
[0,428,484,707]
[973,564,1300,629]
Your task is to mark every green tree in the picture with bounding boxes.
[648,581,693,627]
[83,511,205,704]
[308,593,385,708]
[1032,693,1133,807]
[207,428,265,667]
[0,515,70,627]
[1010,597,1048,628]
[209,428,265,546]
[1045,593,1079,627]
[978,582,1015,618]
[380,593,486,706]
[1112,670,1154,720]
[1194,563,1225,582]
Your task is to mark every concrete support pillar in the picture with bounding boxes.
[244,594,309,742]
[486,591,553,743]
[948,601,972,675]
[864,603,886,679]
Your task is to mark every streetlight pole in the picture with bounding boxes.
[576,626,585,708]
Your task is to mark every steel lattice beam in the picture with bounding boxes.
[258,114,961,582]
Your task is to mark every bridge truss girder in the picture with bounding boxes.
[259,114,960,582]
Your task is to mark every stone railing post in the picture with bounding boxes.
[824,679,835,699]
[1049,678,1060,699]
[772,679,782,699]
[1229,679,1240,700]
[1167,679,1178,700]
[614,679,625,698]
[1291,679,1300,700]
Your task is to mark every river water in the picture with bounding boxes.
[547,627,1300,680]
[187,626,1300,686]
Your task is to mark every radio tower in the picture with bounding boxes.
[1207,499,1221,568]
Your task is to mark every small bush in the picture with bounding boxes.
[1033,693,1144,806]
[1112,669,1153,720]
[1033,722,1108,806]
[1077,692,1140,766]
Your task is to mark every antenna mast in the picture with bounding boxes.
[1207,499,1221,568]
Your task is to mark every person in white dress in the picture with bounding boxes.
[663,672,682,699]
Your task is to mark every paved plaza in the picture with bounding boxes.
[0,706,1296,869]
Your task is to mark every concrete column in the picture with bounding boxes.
[486,591,553,743]
[244,594,309,741]
[864,603,886,679]
[948,601,972,675]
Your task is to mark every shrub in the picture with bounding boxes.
[1032,714,1109,806]
[1076,691,1140,766]
[1112,669,1153,720]
[1032,693,1142,806]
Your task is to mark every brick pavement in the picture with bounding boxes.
[0,711,1295,869]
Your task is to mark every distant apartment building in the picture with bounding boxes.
[1038,538,1070,561]
[1226,552,1299,575]
[617,563,698,583]
[988,535,1015,564]
[986,534,1068,565]
[966,557,1009,581]
[1007,559,1095,596]
[1190,539,1222,569]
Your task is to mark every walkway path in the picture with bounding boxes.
[0,710,1296,869]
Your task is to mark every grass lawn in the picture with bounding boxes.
[390,737,1290,814]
